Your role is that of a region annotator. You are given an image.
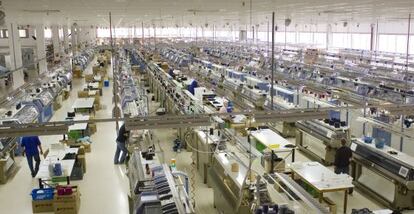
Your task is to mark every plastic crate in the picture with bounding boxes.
[31,188,55,201]
[68,130,82,140]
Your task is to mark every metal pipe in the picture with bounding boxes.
[109,12,120,131]
[172,171,190,195]
[271,12,275,110]
[401,13,411,151]
[267,19,270,57]
[141,21,144,47]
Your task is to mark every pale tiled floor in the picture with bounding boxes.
[0,57,412,214]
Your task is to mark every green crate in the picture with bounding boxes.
[68,130,82,140]
[255,141,267,153]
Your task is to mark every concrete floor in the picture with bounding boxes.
[0,56,412,214]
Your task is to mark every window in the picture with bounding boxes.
[351,33,370,50]
[44,28,52,38]
[378,34,407,54]
[333,33,352,48]
[314,33,326,48]
[19,29,28,38]
[0,29,7,39]
[0,29,8,38]
[275,32,285,43]
[286,32,296,44]
[299,32,312,44]
[97,28,110,38]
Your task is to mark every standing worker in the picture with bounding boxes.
[114,123,130,164]
[21,136,43,178]
[219,99,229,113]
[334,138,353,194]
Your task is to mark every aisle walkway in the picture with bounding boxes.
[0,58,130,214]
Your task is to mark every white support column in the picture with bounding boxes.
[91,26,96,42]
[36,24,47,74]
[7,22,24,89]
[77,26,82,49]
[51,25,60,57]
[88,26,95,44]
[63,25,69,53]
[326,24,333,50]
[71,25,77,53]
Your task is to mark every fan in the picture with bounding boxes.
[285,18,291,27]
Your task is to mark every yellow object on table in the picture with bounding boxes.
[268,144,280,149]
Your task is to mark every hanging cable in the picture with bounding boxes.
[184,130,197,208]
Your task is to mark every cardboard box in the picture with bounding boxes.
[89,123,97,134]
[73,69,82,78]
[78,146,85,155]
[231,163,239,172]
[60,139,76,146]
[322,197,337,214]
[83,143,91,153]
[78,155,86,173]
[84,74,94,82]
[54,187,80,202]
[43,149,49,159]
[53,186,80,214]
[54,198,80,214]
[32,199,54,213]
[77,91,88,98]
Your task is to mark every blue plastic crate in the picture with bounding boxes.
[31,188,54,201]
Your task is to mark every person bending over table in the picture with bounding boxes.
[114,123,130,164]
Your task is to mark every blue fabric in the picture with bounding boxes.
[26,153,40,176]
[21,136,41,156]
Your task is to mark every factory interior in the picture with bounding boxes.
[2,0,414,214]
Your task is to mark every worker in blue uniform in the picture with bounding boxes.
[21,136,44,177]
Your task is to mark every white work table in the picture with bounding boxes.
[214,152,248,188]
[250,129,296,161]
[93,75,102,82]
[197,130,222,145]
[209,97,224,109]
[289,161,354,213]
[84,82,100,90]
[68,115,90,132]
[230,115,247,124]
[72,98,95,113]
[36,148,79,179]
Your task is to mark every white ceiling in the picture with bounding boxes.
[2,0,414,29]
